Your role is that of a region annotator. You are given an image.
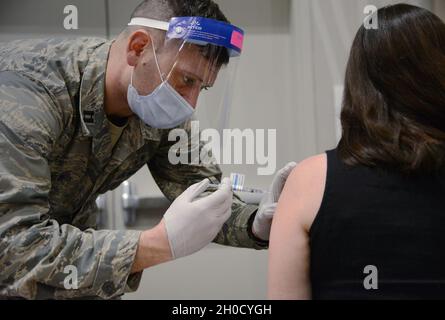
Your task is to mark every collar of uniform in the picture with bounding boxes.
[139,119,165,142]
[79,40,113,138]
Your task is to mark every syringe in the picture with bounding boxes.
[208,173,266,194]
[208,183,265,194]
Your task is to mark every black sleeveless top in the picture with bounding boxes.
[310,149,445,300]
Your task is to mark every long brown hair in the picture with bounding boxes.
[338,4,445,174]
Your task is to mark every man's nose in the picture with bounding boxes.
[180,89,200,109]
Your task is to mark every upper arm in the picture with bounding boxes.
[0,71,66,208]
[268,154,327,300]
[0,71,64,159]
[0,72,142,299]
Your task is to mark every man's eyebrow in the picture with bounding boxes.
[176,66,204,83]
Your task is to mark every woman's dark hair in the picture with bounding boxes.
[338,4,445,174]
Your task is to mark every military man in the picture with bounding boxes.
[0,0,296,299]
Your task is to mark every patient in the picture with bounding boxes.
[268,4,445,300]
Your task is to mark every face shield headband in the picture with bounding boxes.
[128,16,244,57]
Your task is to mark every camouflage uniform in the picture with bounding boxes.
[0,38,266,300]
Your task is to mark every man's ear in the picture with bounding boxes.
[126,30,152,67]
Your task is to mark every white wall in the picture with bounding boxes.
[290,0,432,158]
[0,0,107,41]
[434,0,445,20]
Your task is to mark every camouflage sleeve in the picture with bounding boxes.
[148,121,268,250]
[0,71,142,300]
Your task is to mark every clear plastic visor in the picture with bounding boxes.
[154,38,239,131]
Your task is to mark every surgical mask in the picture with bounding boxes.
[127,41,195,129]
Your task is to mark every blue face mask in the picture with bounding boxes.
[127,42,195,129]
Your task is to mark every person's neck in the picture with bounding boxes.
[104,41,132,126]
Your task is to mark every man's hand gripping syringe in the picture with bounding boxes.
[206,164,297,241]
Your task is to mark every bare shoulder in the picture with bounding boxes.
[290,154,327,181]
[285,154,327,194]
[279,153,327,232]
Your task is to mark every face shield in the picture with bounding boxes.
[128,16,244,131]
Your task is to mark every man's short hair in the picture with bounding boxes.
[131,0,229,24]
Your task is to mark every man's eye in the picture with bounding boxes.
[201,86,211,91]
[183,76,196,86]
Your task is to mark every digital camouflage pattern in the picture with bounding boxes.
[0,38,265,300]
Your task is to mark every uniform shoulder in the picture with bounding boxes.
[0,37,108,77]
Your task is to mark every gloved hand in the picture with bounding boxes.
[163,178,233,259]
[253,162,298,241]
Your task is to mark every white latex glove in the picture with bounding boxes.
[253,162,298,241]
[164,178,233,259]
